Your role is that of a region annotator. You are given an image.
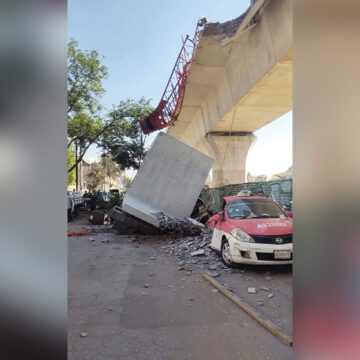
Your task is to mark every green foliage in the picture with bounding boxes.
[100,98,153,169]
[97,196,109,210]
[67,39,109,173]
[67,40,153,176]
[100,154,122,188]
[68,112,103,144]
[106,194,121,210]
[67,39,108,116]
[67,147,76,186]
[85,163,105,191]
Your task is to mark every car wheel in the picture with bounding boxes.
[221,239,236,267]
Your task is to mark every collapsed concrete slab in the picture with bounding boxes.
[122,133,214,227]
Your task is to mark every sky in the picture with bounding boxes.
[68,0,292,177]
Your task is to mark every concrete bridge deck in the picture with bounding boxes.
[166,0,292,187]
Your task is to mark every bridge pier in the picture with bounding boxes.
[196,132,256,188]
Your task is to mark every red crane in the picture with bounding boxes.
[140,19,206,135]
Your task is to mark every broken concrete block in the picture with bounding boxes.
[80,332,88,337]
[261,286,271,292]
[121,133,214,227]
[190,249,205,256]
[247,287,257,294]
[268,293,274,298]
[199,240,207,248]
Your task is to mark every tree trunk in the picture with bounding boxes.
[75,140,79,191]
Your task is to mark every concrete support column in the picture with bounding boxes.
[196,133,256,188]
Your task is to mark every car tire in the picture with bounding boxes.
[221,239,236,268]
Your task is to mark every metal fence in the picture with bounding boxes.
[199,179,293,214]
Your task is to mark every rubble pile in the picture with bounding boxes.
[202,8,249,39]
[159,227,233,275]
[155,212,202,236]
[91,227,116,234]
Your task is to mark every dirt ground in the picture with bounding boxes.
[68,213,292,360]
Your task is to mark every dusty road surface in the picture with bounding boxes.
[68,214,292,360]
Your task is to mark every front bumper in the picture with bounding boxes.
[228,237,293,265]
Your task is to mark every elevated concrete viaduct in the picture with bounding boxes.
[167,0,292,187]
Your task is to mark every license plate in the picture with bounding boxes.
[274,250,291,259]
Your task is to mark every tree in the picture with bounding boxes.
[67,40,153,175]
[247,172,267,182]
[67,39,108,116]
[67,147,76,187]
[100,154,122,188]
[122,176,133,190]
[67,39,109,174]
[100,98,153,169]
[85,163,105,191]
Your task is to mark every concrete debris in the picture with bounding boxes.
[268,293,274,298]
[159,227,232,276]
[144,284,150,288]
[191,249,205,256]
[248,287,257,294]
[211,289,219,294]
[142,292,149,296]
[203,7,249,39]
[199,240,207,248]
[91,227,115,234]
[80,332,88,337]
[264,276,272,281]
[155,212,202,236]
[261,286,271,292]
[207,271,220,278]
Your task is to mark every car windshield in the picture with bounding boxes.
[226,198,286,219]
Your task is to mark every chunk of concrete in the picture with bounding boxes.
[122,133,214,227]
[190,249,205,256]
